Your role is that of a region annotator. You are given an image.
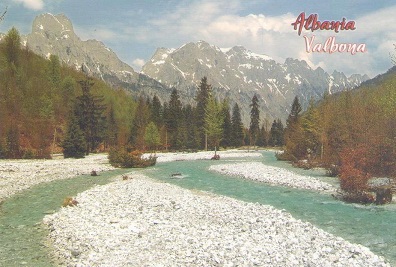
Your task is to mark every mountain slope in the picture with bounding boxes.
[9,13,369,124]
[20,13,176,102]
[142,41,369,122]
[25,13,138,84]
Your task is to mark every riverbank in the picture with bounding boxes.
[0,154,115,202]
[0,150,261,203]
[151,149,263,163]
[209,162,335,191]
[43,173,390,266]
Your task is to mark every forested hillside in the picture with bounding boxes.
[0,27,260,159]
[281,66,396,203]
[0,27,136,158]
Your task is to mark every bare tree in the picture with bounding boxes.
[0,7,7,23]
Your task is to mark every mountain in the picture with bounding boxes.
[142,41,369,123]
[18,13,175,102]
[3,13,369,124]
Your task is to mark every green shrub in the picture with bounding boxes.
[0,142,5,159]
[22,149,34,159]
[108,148,156,168]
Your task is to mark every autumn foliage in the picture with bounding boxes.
[0,27,136,158]
[339,145,372,193]
[281,66,396,203]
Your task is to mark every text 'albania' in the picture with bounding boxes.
[291,12,366,55]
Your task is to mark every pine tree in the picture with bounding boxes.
[62,114,86,158]
[150,95,163,127]
[60,76,76,109]
[4,27,21,68]
[284,96,304,159]
[3,28,23,126]
[277,119,285,146]
[161,102,169,150]
[256,124,268,147]
[165,89,182,149]
[183,104,198,149]
[268,119,284,147]
[205,96,223,150]
[195,77,212,148]
[130,96,150,150]
[144,121,161,152]
[220,99,232,148]
[287,96,302,126]
[176,116,188,150]
[231,103,244,147]
[5,125,20,159]
[48,55,61,87]
[74,78,107,154]
[105,105,118,148]
[301,98,321,158]
[249,94,260,147]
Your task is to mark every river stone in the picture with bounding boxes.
[43,172,391,267]
[71,249,81,257]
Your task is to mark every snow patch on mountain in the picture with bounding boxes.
[142,41,369,123]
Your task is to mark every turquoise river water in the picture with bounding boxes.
[0,151,395,266]
[0,169,131,267]
[143,151,396,266]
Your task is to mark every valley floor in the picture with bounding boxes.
[0,154,115,203]
[0,151,391,266]
[44,172,389,266]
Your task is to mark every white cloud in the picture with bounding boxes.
[300,5,396,77]
[72,0,395,77]
[132,58,145,71]
[13,0,44,10]
[135,0,299,60]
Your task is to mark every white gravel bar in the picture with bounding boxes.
[43,173,390,267]
[210,162,334,192]
[0,154,115,202]
[0,150,259,202]
[151,149,262,163]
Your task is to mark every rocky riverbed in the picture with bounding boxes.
[43,173,390,267]
[0,154,114,202]
[210,162,335,192]
[151,149,263,163]
[0,150,261,203]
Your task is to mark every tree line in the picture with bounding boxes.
[123,77,286,153]
[280,67,396,203]
[0,27,136,159]
[0,27,286,159]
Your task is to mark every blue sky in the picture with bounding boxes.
[1,0,395,77]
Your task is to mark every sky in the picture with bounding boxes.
[0,0,395,78]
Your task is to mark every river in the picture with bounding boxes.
[144,151,396,265]
[0,169,131,267]
[0,151,395,266]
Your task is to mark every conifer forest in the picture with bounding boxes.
[1,27,395,203]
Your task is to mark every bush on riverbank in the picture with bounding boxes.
[108,147,156,168]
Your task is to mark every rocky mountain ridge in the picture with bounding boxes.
[142,40,369,122]
[1,13,369,123]
[12,13,176,102]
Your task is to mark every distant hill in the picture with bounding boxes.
[358,65,396,88]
